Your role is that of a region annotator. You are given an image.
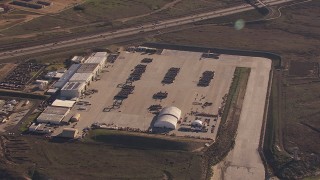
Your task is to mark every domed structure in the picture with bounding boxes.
[154,106,181,129]
[191,120,203,127]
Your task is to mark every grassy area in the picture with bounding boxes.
[85,129,206,151]
[45,63,66,71]
[1,133,204,179]
[221,67,250,123]
[0,0,174,36]
[19,112,40,132]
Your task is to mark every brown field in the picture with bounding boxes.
[0,132,204,179]
[289,61,319,77]
[8,0,83,14]
[0,63,17,81]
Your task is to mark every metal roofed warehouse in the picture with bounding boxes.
[77,63,100,78]
[37,106,70,124]
[69,73,93,85]
[154,106,181,129]
[61,82,86,99]
[53,64,81,89]
[85,52,107,68]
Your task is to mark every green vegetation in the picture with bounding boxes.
[2,132,204,179]
[85,129,206,151]
[19,112,40,132]
[221,67,250,123]
[45,63,65,71]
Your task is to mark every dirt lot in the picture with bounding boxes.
[0,63,17,81]
[289,61,319,77]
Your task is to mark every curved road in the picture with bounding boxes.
[0,0,295,60]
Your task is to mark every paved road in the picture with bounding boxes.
[212,57,272,180]
[0,0,296,60]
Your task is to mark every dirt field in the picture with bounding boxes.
[0,133,204,179]
[8,0,83,14]
[0,0,244,40]
[0,0,82,32]
[289,61,319,77]
[0,63,17,81]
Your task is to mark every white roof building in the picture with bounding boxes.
[37,106,70,125]
[69,73,93,85]
[53,64,81,89]
[85,52,107,68]
[154,106,181,129]
[60,82,86,99]
[51,99,76,108]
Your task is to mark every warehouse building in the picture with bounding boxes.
[69,73,93,85]
[53,64,81,89]
[77,63,100,78]
[60,82,86,99]
[37,106,70,125]
[85,52,107,69]
[154,106,181,129]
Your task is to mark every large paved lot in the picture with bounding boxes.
[54,49,238,140]
[212,56,272,180]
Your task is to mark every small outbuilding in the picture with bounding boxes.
[70,113,80,122]
[60,128,79,138]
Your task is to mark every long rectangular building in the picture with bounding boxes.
[37,106,70,125]
[69,73,93,85]
[85,52,107,69]
[53,64,81,89]
[77,63,100,78]
[60,82,86,99]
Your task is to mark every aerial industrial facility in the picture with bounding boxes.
[39,46,247,140]
[19,45,271,144]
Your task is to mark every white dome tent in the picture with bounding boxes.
[191,120,203,127]
[154,106,181,129]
